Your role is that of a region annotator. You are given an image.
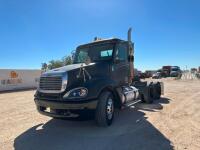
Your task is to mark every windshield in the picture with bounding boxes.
[73,44,114,63]
[171,68,179,71]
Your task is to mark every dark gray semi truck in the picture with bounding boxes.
[34,28,163,126]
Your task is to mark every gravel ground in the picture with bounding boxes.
[0,79,200,150]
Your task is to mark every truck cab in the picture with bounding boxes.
[34,29,163,126]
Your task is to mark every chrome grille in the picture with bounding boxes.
[39,76,62,91]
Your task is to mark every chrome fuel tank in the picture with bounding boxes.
[122,86,139,102]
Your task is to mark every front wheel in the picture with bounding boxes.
[95,91,114,126]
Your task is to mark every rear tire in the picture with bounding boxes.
[153,82,161,99]
[95,91,114,126]
[141,84,154,104]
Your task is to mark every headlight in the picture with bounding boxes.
[61,75,68,92]
[63,87,88,99]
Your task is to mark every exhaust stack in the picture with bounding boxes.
[128,28,132,42]
[128,28,134,83]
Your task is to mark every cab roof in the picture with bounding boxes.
[77,38,126,49]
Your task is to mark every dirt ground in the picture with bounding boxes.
[0,79,200,150]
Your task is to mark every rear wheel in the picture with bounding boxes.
[95,91,114,126]
[153,82,161,99]
[141,84,154,104]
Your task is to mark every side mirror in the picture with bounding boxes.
[128,55,134,62]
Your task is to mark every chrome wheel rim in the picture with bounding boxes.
[107,98,114,120]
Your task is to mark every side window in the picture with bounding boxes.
[116,43,128,62]
[100,49,113,57]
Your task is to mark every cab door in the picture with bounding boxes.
[112,42,129,85]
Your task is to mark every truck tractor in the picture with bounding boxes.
[34,28,163,126]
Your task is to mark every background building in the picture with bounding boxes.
[0,69,41,91]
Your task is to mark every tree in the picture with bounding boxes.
[47,60,63,70]
[41,63,48,71]
[41,55,73,70]
[62,55,73,66]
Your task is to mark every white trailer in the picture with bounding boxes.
[0,69,41,92]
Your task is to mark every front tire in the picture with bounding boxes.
[95,91,114,126]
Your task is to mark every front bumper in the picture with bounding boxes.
[34,98,98,118]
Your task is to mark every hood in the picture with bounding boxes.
[40,61,111,90]
[42,63,96,76]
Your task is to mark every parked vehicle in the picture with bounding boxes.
[144,70,157,78]
[152,72,161,79]
[162,66,171,77]
[191,68,198,73]
[155,66,181,78]
[34,28,164,126]
[170,66,181,77]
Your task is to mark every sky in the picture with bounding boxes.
[0,0,199,71]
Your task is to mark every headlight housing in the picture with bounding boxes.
[61,75,68,92]
[63,87,88,99]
